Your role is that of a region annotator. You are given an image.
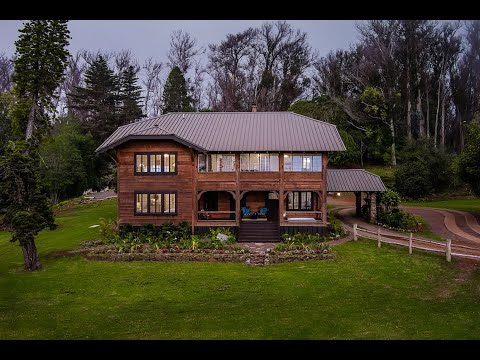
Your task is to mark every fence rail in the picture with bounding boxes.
[353,224,480,262]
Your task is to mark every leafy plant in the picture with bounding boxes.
[98,217,117,241]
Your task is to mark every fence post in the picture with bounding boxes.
[446,238,451,262]
[353,224,357,241]
[377,227,381,248]
[409,233,413,255]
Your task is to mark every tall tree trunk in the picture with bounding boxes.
[390,117,397,166]
[426,80,430,138]
[458,110,464,151]
[25,96,37,141]
[434,79,441,148]
[406,56,412,140]
[20,238,41,271]
[440,82,446,147]
[417,88,425,137]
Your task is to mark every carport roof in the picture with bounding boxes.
[327,169,387,192]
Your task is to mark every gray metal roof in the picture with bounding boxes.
[95,112,346,153]
[327,169,387,192]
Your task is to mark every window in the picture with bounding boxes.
[135,153,177,175]
[198,154,235,172]
[135,192,177,214]
[284,154,322,172]
[287,192,312,210]
[240,153,279,172]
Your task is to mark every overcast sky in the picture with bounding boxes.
[0,20,360,64]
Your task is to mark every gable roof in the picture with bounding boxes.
[327,169,387,192]
[95,112,346,153]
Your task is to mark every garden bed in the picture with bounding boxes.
[78,242,335,266]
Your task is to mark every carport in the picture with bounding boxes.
[327,169,387,222]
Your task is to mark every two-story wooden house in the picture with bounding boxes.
[96,111,384,241]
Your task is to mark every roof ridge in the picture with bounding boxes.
[132,122,171,135]
[287,111,337,127]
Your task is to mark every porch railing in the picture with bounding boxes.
[198,211,236,221]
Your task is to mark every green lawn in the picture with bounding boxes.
[1,198,480,339]
[404,198,480,217]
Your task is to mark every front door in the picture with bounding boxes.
[265,198,279,221]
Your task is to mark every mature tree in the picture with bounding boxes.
[119,65,144,123]
[0,91,14,155]
[0,141,57,270]
[256,21,312,111]
[454,117,480,195]
[12,20,70,141]
[167,30,201,74]
[69,55,120,144]
[142,58,163,116]
[56,51,87,117]
[162,66,193,113]
[0,21,69,272]
[0,53,13,93]
[39,121,88,204]
[207,28,257,111]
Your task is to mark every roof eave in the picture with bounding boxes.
[95,134,207,154]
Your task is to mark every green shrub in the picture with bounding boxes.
[395,139,453,199]
[327,212,345,236]
[139,223,155,236]
[98,218,118,241]
[377,189,401,212]
[119,224,133,237]
[395,161,432,199]
[178,221,192,240]
[378,208,421,230]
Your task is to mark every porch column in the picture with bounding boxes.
[279,190,285,225]
[369,192,377,223]
[235,190,241,226]
[321,190,327,226]
[354,191,362,217]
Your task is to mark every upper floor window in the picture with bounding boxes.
[284,154,322,172]
[198,154,235,172]
[240,153,279,172]
[135,153,177,175]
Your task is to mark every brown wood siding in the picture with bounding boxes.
[244,192,267,213]
[117,140,193,226]
[117,143,329,227]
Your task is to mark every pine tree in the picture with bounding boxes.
[162,66,193,113]
[69,55,120,144]
[1,20,69,271]
[119,65,144,124]
[12,20,70,141]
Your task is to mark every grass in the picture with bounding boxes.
[404,198,480,217]
[1,197,480,339]
[364,166,396,189]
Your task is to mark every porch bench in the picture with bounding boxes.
[287,217,316,222]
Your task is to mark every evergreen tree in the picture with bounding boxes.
[162,66,193,113]
[69,55,120,144]
[12,20,70,141]
[119,65,144,124]
[0,21,69,272]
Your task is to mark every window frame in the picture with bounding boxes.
[134,152,178,175]
[134,191,178,215]
[284,153,322,172]
[240,153,279,172]
[197,153,236,173]
[287,191,313,211]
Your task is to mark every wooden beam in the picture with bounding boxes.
[235,154,241,226]
[322,152,328,225]
[192,149,198,232]
[279,152,285,225]
[197,190,207,201]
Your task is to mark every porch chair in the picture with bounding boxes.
[241,207,251,217]
[258,207,269,217]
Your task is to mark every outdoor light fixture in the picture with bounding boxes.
[337,192,341,196]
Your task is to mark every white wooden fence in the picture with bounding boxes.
[353,224,480,262]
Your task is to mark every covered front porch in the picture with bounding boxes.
[196,190,326,226]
